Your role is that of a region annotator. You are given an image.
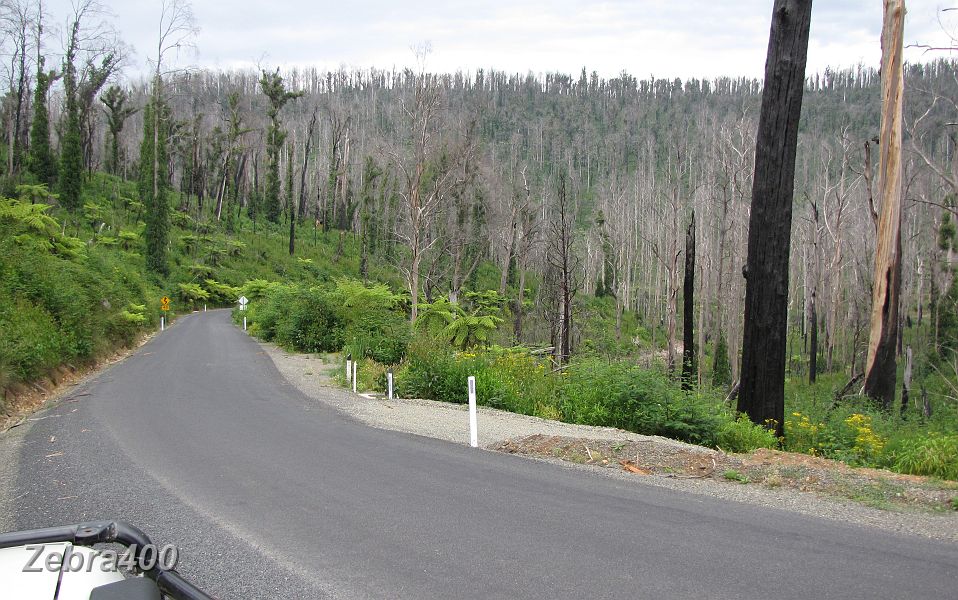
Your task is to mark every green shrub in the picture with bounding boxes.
[559,359,724,446]
[202,279,240,304]
[394,340,554,416]
[395,337,472,404]
[0,296,63,380]
[885,434,958,481]
[717,413,779,453]
[344,310,409,365]
[274,286,345,353]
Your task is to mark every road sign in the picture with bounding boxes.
[238,296,248,311]
[160,296,171,312]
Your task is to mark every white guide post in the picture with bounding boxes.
[352,361,358,393]
[468,376,478,448]
[160,316,165,332]
[387,370,394,401]
[243,316,247,331]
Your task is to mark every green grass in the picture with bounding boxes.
[723,469,750,484]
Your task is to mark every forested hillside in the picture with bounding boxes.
[2,2,957,479]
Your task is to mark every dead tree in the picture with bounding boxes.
[290,107,318,255]
[548,172,577,364]
[682,211,696,390]
[738,0,813,436]
[864,0,906,409]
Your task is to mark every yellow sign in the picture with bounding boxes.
[160,296,171,311]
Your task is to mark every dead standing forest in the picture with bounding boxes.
[3,0,958,479]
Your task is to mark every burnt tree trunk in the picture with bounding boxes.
[738,0,813,437]
[864,0,905,409]
[682,211,696,391]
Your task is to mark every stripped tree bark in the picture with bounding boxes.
[864,0,906,409]
[738,0,812,436]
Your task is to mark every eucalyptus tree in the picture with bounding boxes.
[58,0,120,210]
[738,0,812,436]
[386,53,478,322]
[100,85,136,175]
[259,68,303,224]
[142,0,197,275]
[26,4,58,187]
[1,0,36,177]
[864,0,906,408]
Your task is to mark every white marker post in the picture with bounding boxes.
[204,304,207,312]
[352,361,358,393]
[467,376,478,448]
[387,369,394,401]
[160,316,165,332]
[238,296,249,332]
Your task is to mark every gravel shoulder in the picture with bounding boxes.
[262,342,958,544]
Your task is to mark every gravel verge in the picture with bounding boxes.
[262,342,958,544]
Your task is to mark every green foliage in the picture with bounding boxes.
[141,98,171,275]
[0,294,63,380]
[101,85,137,175]
[395,340,552,415]
[0,197,85,259]
[0,209,157,388]
[177,282,210,307]
[329,278,405,312]
[395,344,725,444]
[712,335,732,387]
[558,359,724,446]
[937,278,958,355]
[27,61,57,186]
[717,413,779,453]
[259,69,304,223]
[58,100,84,211]
[202,279,240,304]
[723,469,750,484]
[245,278,409,362]
[272,287,344,353]
[939,212,956,252]
[239,279,278,300]
[117,230,139,251]
[344,310,410,365]
[16,184,57,205]
[415,293,504,350]
[120,303,147,325]
[884,434,958,480]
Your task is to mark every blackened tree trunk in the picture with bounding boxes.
[548,172,577,364]
[738,0,813,437]
[864,0,905,409]
[682,211,696,391]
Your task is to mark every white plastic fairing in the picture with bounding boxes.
[0,543,126,600]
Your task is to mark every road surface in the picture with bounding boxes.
[2,310,956,598]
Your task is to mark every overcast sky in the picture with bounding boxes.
[43,0,958,80]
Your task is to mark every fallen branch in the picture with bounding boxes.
[830,372,864,410]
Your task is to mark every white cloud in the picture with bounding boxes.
[39,0,958,81]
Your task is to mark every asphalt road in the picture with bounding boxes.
[2,310,957,599]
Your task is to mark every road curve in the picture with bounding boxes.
[3,310,957,599]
